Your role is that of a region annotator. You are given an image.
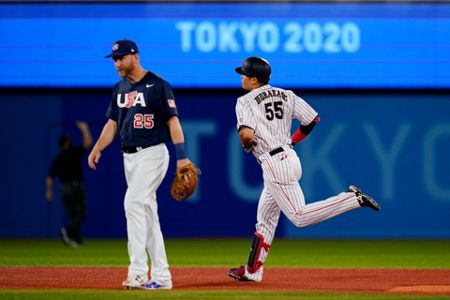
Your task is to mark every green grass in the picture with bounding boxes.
[1,239,450,300]
[1,239,449,268]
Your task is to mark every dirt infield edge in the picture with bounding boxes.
[1,266,450,295]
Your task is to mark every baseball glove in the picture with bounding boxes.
[170,162,200,201]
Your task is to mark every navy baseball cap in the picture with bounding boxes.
[235,57,271,83]
[105,39,139,58]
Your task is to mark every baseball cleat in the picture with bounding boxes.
[349,185,380,211]
[60,227,71,245]
[68,240,80,248]
[228,265,249,281]
[60,228,80,248]
[122,274,147,289]
[140,281,173,290]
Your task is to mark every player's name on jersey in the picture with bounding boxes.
[254,89,287,104]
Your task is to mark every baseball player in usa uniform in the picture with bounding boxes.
[228,57,380,282]
[88,39,192,290]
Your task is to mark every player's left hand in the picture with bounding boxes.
[176,158,191,168]
[170,161,201,202]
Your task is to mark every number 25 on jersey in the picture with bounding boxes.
[134,113,154,129]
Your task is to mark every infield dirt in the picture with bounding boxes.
[1,266,450,295]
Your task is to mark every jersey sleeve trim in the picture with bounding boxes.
[238,125,255,132]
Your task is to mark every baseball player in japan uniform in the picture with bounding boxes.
[88,39,193,290]
[228,57,380,282]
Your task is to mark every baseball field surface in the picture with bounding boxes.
[1,239,449,299]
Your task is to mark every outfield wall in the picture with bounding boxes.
[0,90,449,239]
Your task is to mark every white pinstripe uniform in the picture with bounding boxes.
[235,84,361,281]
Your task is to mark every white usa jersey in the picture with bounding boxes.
[235,84,317,158]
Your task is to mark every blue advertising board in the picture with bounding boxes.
[0,3,449,88]
[0,90,449,238]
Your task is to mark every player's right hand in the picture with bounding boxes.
[88,150,101,170]
[241,140,257,153]
[241,143,252,153]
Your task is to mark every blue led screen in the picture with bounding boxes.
[0,3,449,88]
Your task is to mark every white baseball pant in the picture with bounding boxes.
[123,143,172,286]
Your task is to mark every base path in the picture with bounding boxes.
[1,266,450,295]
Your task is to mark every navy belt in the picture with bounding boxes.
[258,145,292,164]
[121,145,150,154]
[269,147,284,156]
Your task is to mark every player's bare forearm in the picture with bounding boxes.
[167,116,185,144]
[94,119,117,151]
[88,119,117,170]
[167,116,191,167]
[239,127,255,151]
[45,176,54,201]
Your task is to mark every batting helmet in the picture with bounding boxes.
[235,57,271,84]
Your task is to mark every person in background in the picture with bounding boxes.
[46,121,92,247]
